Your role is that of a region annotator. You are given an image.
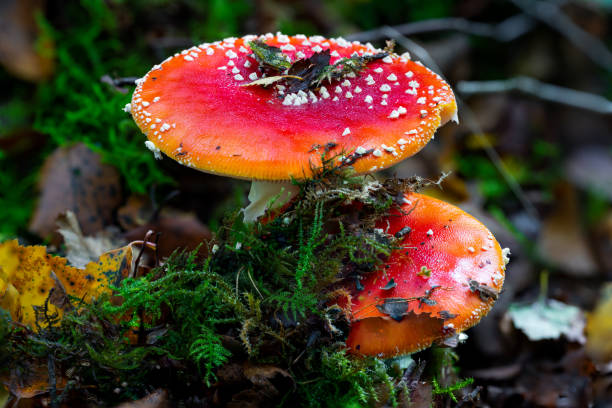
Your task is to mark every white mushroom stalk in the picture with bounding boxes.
[243,180,299,223]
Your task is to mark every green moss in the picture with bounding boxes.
[1,165,424,405]
[32,0,173,194]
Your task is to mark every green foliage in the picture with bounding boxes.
[0,309,13,375]
[432,376,474,403]
[189,326,232,386]
[0,163,460,405]
[331,0,454,31]
[0,159,37,239]
[297,349,394,407]
[457,138,562,203]
[32,0,172,194]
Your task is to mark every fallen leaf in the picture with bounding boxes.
[586,284,612,362]
[117,195,154,230]
[114,389,169,408]
[124,211,211,260]
[29,143,123,243]
[57,210,125,269]
[0,0,54,82]
[4,363,51,400]
[507,299,586,343]
[0,386,8,408]
[565,147,612,201]
[0,239,132,329]
[537,183,598,277]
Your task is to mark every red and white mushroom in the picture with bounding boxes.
[127,33,457,221]
[344,192,509,357]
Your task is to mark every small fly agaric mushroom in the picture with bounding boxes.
[344,192,509,357]
[127,33,457,221]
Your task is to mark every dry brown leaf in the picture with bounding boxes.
[117,195,155,230]
[57,210,125,269]
[0,0,54,82]
[114,389,169,408]
[2,361,68,400]
[29,143,123,243]
[537,183,597,277]
[124,211,211,260]
[0,239,132,329]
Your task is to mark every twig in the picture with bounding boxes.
[132,230,155,278]
[511,0,612,71]
[100,75,139,93]
[457,76,612,114]
[247,267,264,299]
[48,354,58,408]
[346,14,535,43]
[380,26,540,223]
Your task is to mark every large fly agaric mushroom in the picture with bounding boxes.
[344,192,510,357]
[127,33,457,221]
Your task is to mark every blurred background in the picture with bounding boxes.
[1,0,612,406]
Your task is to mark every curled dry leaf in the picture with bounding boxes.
[57,210,125,269]
[29,143,123,242]
[0,239,132,329]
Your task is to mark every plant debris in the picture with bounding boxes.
[245,39,391,94]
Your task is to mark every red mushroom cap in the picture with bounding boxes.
[345,192,508,357]
[129,33,457,180]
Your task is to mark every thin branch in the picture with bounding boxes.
[380,26,541,223]
[346,14,535,43]
[511,0,612,71]
[457,77,612,114]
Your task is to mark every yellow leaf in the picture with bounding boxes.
[0,386,8,408]
[586,284,612,362]
[0,239,132,330]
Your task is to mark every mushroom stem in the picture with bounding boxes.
[243,180,299,223]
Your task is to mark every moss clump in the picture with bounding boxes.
[0,165,472,406]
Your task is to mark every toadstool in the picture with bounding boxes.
[344,192,509,357]
[127,33,457,221]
